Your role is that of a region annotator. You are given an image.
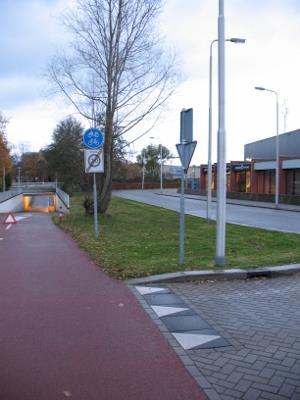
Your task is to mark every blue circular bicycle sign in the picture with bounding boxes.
[83,128,104,149]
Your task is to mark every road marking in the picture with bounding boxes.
[151,305,189,318]
[5,224,12,230]
[135,286,166,295]
[15,213,32,221]
[172,332,221,350]
[0,238,3,241]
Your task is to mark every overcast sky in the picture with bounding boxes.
[1,0,300,165]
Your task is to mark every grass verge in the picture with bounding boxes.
[55,193,300,279]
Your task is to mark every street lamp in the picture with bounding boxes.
[18,166,21,186]
[254,86,280,208]
[149,136,163,193]
[215,0,227,267]
[141,149,145,190]
[207,37,246,221]
[159,144,163,193]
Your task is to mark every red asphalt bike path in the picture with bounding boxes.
[0,213,205,400]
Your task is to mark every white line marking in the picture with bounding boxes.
[151,305,189,318]
[5,224,12,230]
[135,286,166,295]
[0,238,3,241]
[172,332,221,350]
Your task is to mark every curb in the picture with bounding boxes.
[125,264,300,285]
[157,192,300,213]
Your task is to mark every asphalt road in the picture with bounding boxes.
[113,189,300,234]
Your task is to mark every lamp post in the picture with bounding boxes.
[215,0,226,267]
[18,166,21,186]
[254,86,280,208]
[207,37,246,221]
[160,143,163,193]
[149,136,163,193]
[141,149,145,190]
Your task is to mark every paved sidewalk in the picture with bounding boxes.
[0,213,205,400]
[159,189,300,212]
[168,277,300,400]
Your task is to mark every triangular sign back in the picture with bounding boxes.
[176,141,197,172]
[3,212,17,225]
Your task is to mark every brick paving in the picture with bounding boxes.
[168,276,300,400]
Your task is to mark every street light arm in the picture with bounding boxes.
[254,85,280,208]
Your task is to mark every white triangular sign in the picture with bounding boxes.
[135,286,166,295]
[3,212,17,225]
[151,306,189,317]
[176,141,197,172]
[172,332,221,350]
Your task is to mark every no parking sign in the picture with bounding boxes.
[84,149,104,173]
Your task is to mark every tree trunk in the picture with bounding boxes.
[99,153,113,213]
[99,105,114,213]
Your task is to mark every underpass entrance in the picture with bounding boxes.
[23,194,56,213]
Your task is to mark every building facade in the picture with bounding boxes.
[200,129,300,198]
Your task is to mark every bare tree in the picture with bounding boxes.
[48,0,176,212]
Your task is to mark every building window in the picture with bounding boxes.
[295,169,300,195]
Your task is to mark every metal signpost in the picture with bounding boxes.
[176,109,197,266]
[83,127,104,239]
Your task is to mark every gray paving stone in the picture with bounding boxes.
[223,388,244,399]
[269,375,285,388]
[244,354,258,364]
[203,388,222,400]
[260,367,275,379]
[178,355,194,366]
[261,392,291,400]
[227,371,243,384]
[134,276,300,400]
[281,357,296,367]
[279,383,296,398]
[143,293,185,306]
[161,315,211,332]
[252,382,279,394]
[243,388,261,400]
[235,379,252,393]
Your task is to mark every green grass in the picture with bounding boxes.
[55,193,300,279]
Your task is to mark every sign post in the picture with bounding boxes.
[176,109,197,266]
[83,127,104,240]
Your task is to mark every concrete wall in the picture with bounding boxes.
[55,194,69,213]
[0,193,24,213]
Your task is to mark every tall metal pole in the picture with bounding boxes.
[92,114,99,239]
[18,166,21,186]
[215,0,227,267]
[160,144,163,193]
[2,165,5,192]
[254,87,280,209]
[275,93,280,209]
[93,172,99,239]
[207,40,217,221]
[179,166,185,265]
[142,150,145,190]
[207,37,246,221]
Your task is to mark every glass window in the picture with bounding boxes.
[294,169,300,195]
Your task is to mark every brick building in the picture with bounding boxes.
[200,129,300,197]
[245,129,300,196]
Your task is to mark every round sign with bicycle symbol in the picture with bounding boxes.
[82,128,104,149]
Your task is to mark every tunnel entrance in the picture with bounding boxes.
[23,194,55,213]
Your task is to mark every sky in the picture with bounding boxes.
[1,0,300,165]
